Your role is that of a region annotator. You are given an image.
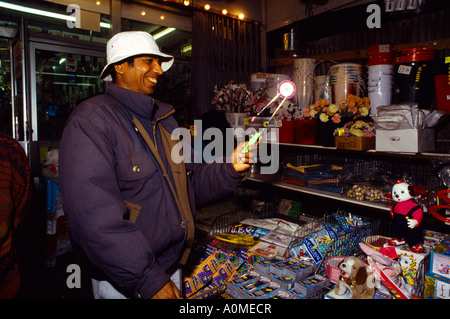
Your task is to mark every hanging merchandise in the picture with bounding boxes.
[292,58,316,109]
[367,44,394,115]
[392,47,435,109]
[329,63,365,105]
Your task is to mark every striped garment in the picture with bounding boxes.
[0,132,31,298]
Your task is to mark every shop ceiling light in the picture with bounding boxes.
[0,1,110,29]
[181,44,191,53]
[153,27,175,40]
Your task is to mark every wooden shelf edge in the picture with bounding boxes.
[270,37,450,67]
[264,141,450,160]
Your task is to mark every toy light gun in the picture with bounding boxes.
[242,80,296,153]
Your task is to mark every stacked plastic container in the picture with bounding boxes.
[392,47,435,109]
[313,75,331,102]
[293,58,316,108]
[329,63,364,104]
[366,44,394,115]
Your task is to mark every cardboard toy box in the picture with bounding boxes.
[424,272,450,299]
[375,128,435,153]
[429,236,450,283]
[384,244,428,287]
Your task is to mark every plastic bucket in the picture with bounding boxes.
[367,44,393,66]
[314,75,331,101]
[368,64,394,114]
[393,47,435,109]
[329,63,364,104]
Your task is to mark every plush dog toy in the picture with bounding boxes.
[388,180,424,253]
[335,256,375,299]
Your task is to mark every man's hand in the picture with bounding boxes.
[151,281,182,299]
[230,139,259,173]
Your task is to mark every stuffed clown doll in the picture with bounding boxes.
[388,180,424,253]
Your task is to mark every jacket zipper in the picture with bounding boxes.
[152,121,158,153]
[152,107,175,154]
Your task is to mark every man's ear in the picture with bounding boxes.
[114,63,125,75]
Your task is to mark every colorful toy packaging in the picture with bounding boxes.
[424,272,450,299]
[289,223,345,264]
[293,274,330,297]
[429,235,450,283]
[183,250,244,298]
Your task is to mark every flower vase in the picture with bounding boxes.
[278,119,295,143]
[316,117,353,147]
[294,119,317,145]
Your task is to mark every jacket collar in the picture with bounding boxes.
[105,82,174,121]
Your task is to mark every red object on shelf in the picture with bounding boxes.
[429,189,450,223]
[367,44,393,66]
[294,119,317,145]
[278,119,295,143]
[393,47,435,64]
[435,74,450,113]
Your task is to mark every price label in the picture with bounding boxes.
[398,65,412,75]
[378,44,391,53]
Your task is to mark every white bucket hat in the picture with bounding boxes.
[100,31,174,81]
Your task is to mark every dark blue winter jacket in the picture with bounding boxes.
[59,83,242,298]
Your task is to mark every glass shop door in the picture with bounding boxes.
[27,37,106,174]
[27,37,106,267]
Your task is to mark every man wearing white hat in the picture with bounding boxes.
[59,31,253,299]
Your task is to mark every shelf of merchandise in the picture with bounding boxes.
[244,141,450,213]
[245,171,391,212]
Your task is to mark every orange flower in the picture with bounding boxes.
[303,107,311,117]
[363,97,371,108]
[331,113,341,123]
[348,106,358,114]
[320,99,328,108]
[348,99,356,107]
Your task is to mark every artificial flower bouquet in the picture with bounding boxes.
[334,120,376,138]
[303,94,371,124]
[212,81,263,113]
[333,120,376,151]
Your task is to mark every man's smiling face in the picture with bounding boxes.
[114,56,163,95]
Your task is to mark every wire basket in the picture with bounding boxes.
[363,235,393,251]
[287,210,383,276]
[207,201,321,238]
